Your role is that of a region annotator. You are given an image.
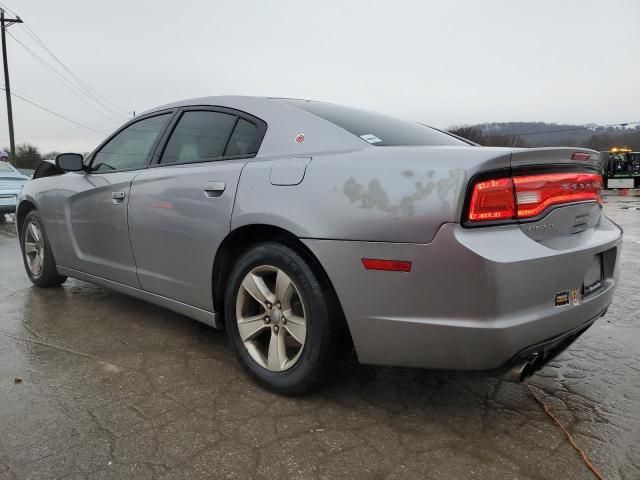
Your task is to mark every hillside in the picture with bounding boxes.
[448,122,640,150]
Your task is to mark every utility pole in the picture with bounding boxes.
[1,8,23,165]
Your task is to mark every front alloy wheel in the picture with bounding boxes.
[23,219,45,277]
[20,211,67,287]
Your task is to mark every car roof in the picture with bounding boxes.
[143,95,309,113]
[141,96,367,157]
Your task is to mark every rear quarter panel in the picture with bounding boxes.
[232,146,512,243]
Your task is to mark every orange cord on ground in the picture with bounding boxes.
[524,380,605,480]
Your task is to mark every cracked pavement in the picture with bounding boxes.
[0,195,639,479]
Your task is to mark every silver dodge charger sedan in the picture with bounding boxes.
[17,96,621,394]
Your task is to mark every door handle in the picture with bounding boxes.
[112,191,126,203]
[203,181,226,198]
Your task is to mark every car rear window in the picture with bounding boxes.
[282,99,468,147]
[0,163,15,172]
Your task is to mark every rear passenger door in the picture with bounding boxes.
[127,107,266,311]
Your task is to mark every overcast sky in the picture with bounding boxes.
[1,0,638,153]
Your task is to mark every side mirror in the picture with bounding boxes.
[55,153,84,172]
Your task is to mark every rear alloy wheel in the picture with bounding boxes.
[236,265,307,372]
[225,242,337,394]
[20,211,67,287]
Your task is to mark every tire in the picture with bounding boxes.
[20,211,67,287]
[225,242,337,395]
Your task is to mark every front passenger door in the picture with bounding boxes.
[56,113,173,287]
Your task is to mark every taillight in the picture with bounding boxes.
[467,172,602,224]
[513,173,602,218]
[468,178,516,222]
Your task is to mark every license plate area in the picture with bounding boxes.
[583,254,603,296]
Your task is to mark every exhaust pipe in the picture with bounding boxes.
[500,361,530,383]
[500,353,543,382]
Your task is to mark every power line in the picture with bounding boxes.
[0,2,16,16]
[0,86,107,134]
[0,1,126,116]
[18,25,125,115]
[1,83,127,128]
[7,30,115,117]
[27,130,107,144]
[28,116,129,143]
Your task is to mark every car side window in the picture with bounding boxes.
[91,114,171,172]
[224,118,258,157]
[161,111,237,164]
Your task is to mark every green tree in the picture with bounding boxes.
[43,151,60,161]
[14,143,43,169]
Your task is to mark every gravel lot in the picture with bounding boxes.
[0,195,638,480]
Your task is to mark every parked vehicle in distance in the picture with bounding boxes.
[601,147,640,189]
[0,162,29,222]
[16,96,622,394]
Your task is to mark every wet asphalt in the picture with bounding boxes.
[0,195,639,480]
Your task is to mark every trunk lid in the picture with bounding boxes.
[0,176,28,191]
[509,148,604,249]
[509,147,602,171]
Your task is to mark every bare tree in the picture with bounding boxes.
[448,125,483,144]
[448,125,527,147]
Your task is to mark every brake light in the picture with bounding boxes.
[468,178,516,221]
[467,172,602,223]
[571,152,591,161]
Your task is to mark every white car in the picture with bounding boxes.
[0,162,29,222]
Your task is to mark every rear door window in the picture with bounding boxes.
[224,118,259,156]
[161,111,237,164]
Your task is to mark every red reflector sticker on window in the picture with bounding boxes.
[362,258,412,272]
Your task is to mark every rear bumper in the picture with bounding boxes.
[496,311,602,381]
[0,205,17,214]
[302,215,622,371]
[0,193,19,214]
